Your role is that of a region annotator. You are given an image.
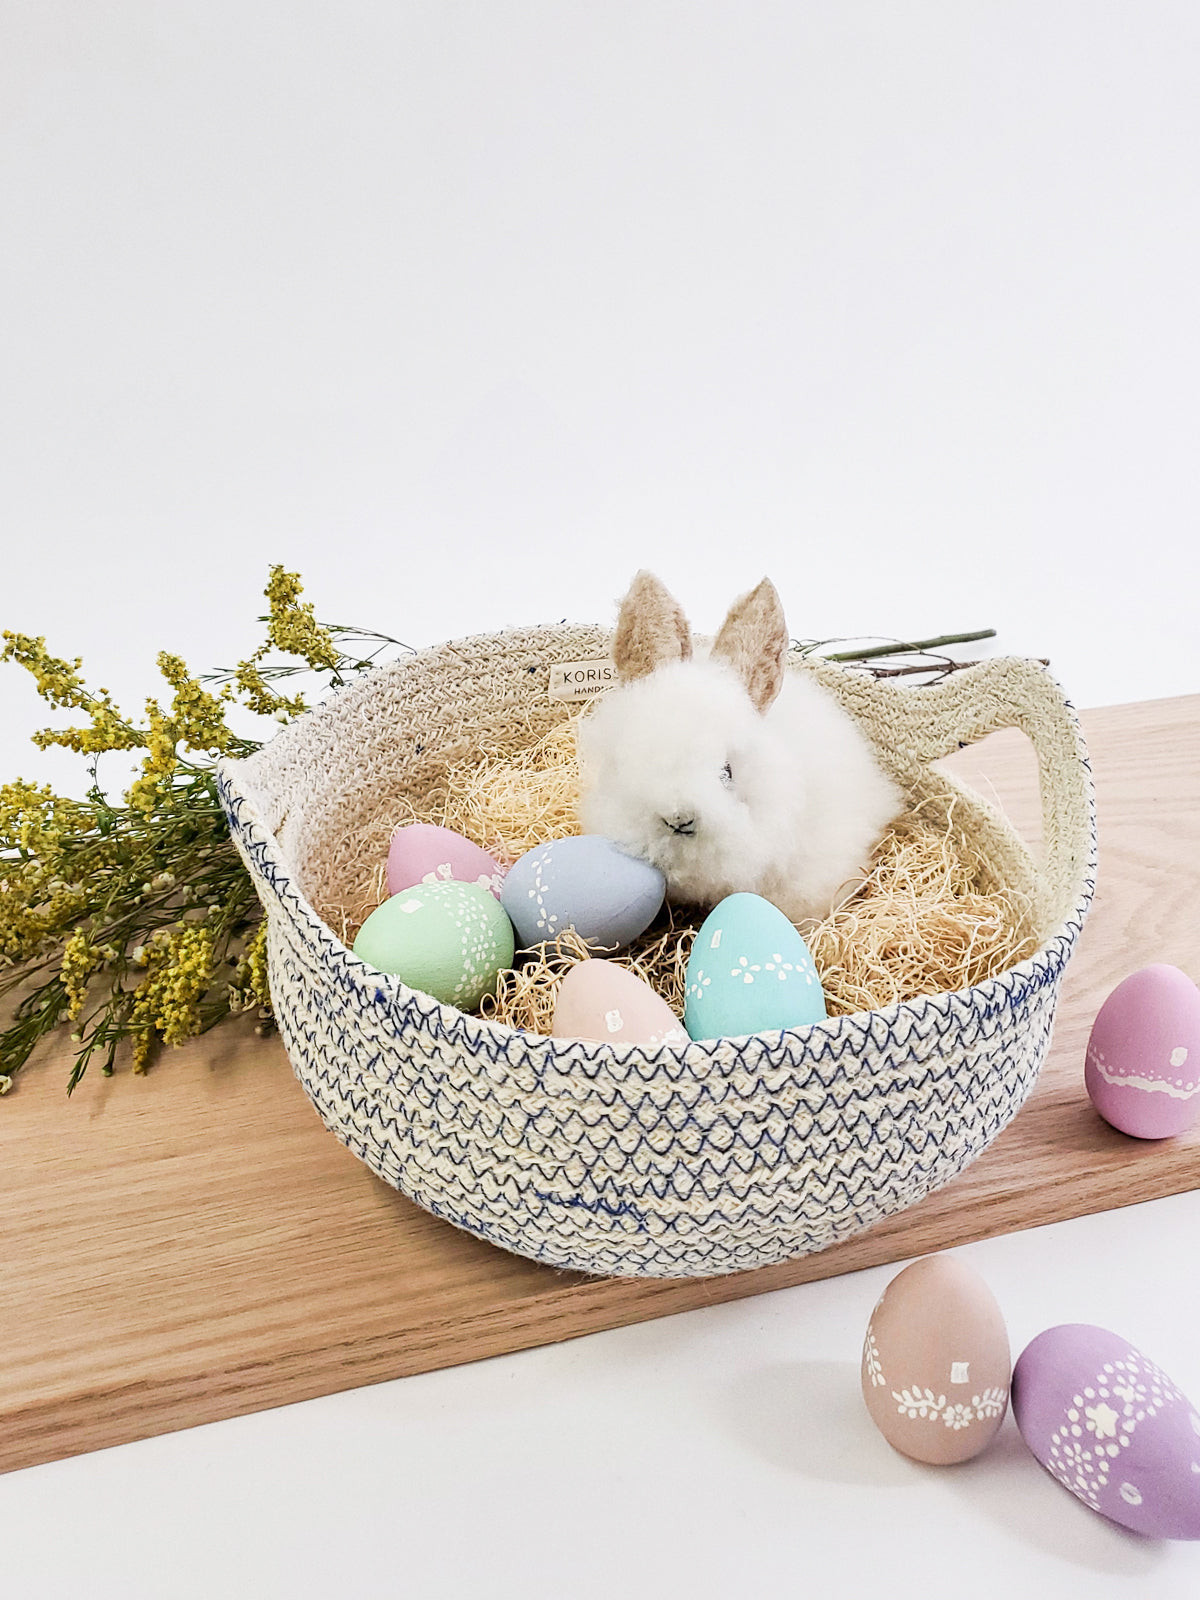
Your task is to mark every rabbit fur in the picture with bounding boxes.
[576,571,905,923]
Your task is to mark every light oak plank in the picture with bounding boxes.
[1,695,1197,1475]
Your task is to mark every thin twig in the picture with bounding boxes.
[821,629,997,663]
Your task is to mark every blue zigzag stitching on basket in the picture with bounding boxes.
[218,764,1093,1278]
[276,1020,1053,1271]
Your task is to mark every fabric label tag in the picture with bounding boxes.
[548,659,618,701]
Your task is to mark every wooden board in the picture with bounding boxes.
[1,695,1198,1476]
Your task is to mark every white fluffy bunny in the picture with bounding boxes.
[576,571,906,923]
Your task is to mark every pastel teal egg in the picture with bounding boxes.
[684,892,826,1040]
[500,834,666,951]
[352,880,515,1009]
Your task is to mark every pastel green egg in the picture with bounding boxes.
[352,880,516,1009]
[684,892,826,1040]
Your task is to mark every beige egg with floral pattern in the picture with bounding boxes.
[862,1252,1011,1464]
[552,959,689,1048]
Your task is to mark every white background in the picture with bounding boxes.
[1,3,1198,1596]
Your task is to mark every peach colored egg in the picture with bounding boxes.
[862,1253,1011,1465]
[552,960,689,1048]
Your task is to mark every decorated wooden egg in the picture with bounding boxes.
[387,823,506,900]
[552,959,689,1048]
[683,892,825,1041]
[861,1253,1011,1464]
[1084,965,1200,1139]
[352,881,515,1009]
[1012,1324,1200,1538]
[500,835,665,951]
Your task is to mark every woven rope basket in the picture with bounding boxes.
[216,624,1096,1279]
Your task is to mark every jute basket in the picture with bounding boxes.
[216,624,1096,1279]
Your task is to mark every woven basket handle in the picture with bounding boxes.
[861,655,1095,932]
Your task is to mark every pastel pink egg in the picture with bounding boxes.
[387,823,505,900]
[1084,965,1200,1139]
[552,960,689,1048]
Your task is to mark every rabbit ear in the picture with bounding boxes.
[711,578,789,712]
[612,570,693,681]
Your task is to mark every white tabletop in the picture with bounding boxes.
[2,4,1198,1595]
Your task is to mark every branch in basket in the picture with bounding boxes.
[865,656,1050,680]
[818,629,998,663]
[794,630,1011,685]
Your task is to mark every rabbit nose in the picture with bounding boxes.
[663,814,697,836]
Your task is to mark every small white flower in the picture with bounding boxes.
[1085,1403,1120,1439]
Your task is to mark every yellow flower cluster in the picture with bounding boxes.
[2,565,354,1090]
[0,634,143,755]
[2,633,238,816]
[0,781,91,963]
[264,565,340,670]
[60,928,98,1021]
[0,777,87,858]
[232,565,339,722]
[126,653,235,814]
[229,918,270,1013]
[5,571,333,819]
[127,923,216,1071]
[232,658,307,721]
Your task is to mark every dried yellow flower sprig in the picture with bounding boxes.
[1,567,412,1094]
[126,923,217,1072]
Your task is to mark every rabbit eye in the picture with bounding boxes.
[720,762,733,788]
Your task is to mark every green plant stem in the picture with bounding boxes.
[821,629,997,662]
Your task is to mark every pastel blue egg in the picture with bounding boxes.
[501,835,666,951]
[684,892,827,1040]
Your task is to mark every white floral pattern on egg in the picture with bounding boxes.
[1013,1324,1200,1538]
[552,960,687,1049]
[353,881,515,1009]
[387,823,506,900]
[500,836,665,952]
[684,893,825,1041]
[861,1253,1011,1465]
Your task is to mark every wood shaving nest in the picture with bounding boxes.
[343,713,1038,1033]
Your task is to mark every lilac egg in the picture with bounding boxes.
[1084,965,1200,1139]
[1012,1324,1200,1539]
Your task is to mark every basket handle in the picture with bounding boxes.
[816,654,1096,934]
